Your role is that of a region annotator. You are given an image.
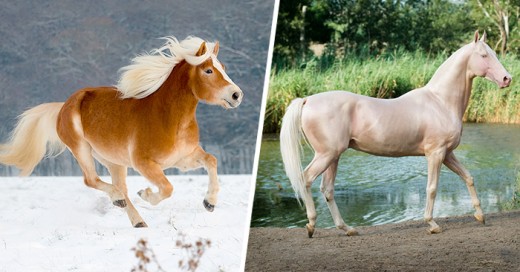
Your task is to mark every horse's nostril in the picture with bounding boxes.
[504,76,511,83]
[232,92,240,101]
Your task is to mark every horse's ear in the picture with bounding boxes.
[213,41,219,56]
[474,30,479,43]
[480,31,487,43]
[196,42,207,56]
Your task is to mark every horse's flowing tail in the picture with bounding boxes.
[0,102,66,176]
[280,98,308,205]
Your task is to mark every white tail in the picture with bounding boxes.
[280,98,307,204]
[0,102,66,176]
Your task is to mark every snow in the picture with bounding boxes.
[0,175,253,272]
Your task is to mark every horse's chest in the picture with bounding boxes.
[423,126,462,152]
[159,143,199,170]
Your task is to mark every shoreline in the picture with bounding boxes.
[245,210,520,271]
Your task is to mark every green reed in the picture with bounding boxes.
[265,51,520,133]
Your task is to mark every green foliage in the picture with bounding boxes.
[273,0,314,67]
[501,171,520,210]
[274,0,520,68]
[468,0,520,56]
[265,51,520,133]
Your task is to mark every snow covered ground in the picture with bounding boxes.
[0,175,253,272]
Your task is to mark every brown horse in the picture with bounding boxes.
[0,36,243,227]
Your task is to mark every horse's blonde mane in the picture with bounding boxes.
[116,36,216,99]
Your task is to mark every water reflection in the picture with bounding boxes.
[252,124,520,228]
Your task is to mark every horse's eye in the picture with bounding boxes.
[481,54,488,58]
[205,69,213,74]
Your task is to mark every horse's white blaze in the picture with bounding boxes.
[211,55,236,86]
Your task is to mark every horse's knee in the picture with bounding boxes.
[426,187,437,198]
[203,153,217,169]
[161,183,173,198]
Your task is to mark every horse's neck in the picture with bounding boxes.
[148,63,199,127]
[427,46,473,119]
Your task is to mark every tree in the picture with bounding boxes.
[273,0,314,67]
[473,0,520,56]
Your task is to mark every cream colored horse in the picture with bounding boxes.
[281,31,512,237]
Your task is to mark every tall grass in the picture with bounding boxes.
[501,171,520,211]
[265,51,520,133]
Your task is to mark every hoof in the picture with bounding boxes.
[138,187,152,197]
[134,222,148,228]
[346,228,358,236]
[113,199,127,208]
[428,226,442,234]
[203,199,215,212]
[474,213,485,224]
[306,223,315,238]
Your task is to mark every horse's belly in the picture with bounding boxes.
[350,138,424,157]
[89,143,133,166]
[157,145,199,171]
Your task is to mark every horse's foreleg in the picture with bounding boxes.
[320,159,357,236]
[105,162,147,228]
[443,152,484,224]
[192,148,219,212]
[134,161,173,205]
[424,149,445,234]
[169,146,219,212]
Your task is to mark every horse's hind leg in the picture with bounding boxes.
[69,143,126,207]
[443,152,485,224]
[303,152,336,238]
[104,161,147,228]
[58,107,126,212]
[320,158,357,236]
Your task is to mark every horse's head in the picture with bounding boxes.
[467,31,512,88]
[189,42,243,109]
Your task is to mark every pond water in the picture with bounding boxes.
[251,123,520,228]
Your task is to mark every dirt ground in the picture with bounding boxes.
[245,210,520,271]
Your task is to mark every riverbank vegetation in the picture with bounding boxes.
[264,51,520,133]
[502,172,520,210]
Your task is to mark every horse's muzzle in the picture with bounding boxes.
[223,87,243,108]
[501,75,512,88]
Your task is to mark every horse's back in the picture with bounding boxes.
[300,90,458,157]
